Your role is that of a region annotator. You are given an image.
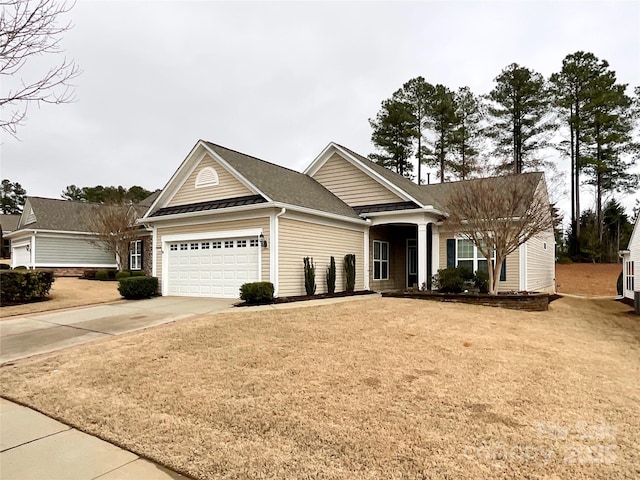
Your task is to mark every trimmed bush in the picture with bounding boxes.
[474,270,489,294]
[118,276,158,299]
[116,271,131,280]
[433,267,465,293]
[617,271,623,296]
[81,269,97,279]
[14,265,27,270]
[240,282,274,304]
[303,257,316,296]
[131,270,146,277]
[95,269,110,281]
[344,254,356,293]
[326,256,336,294]
[0,263,10,270]
[0,269,55,305]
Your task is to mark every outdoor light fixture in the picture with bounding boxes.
[26,244,30,252]
[259,233,267,248]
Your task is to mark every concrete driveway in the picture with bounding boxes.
[0,297,235,364]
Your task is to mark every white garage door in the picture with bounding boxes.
[167,237,259,298]
[12,245,30,268]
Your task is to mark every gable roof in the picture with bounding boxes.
[15,197,149,233]
[146,141,362,220]
[0,214,21,232]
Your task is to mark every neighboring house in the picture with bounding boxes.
[619,218,639,305]
[142,140,556,299]
[0,214,21,259]
[7,197,153,276]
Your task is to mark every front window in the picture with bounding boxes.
[626,261,634,291]
[130,240,142,270]
[373,240,389,280]
[455,238,503,279]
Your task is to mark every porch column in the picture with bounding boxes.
[431,225,440,279]
[417,223,428,288]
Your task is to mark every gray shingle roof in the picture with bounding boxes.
[0,214,21,232]
[204,142,361,219]
[18,197,150,233]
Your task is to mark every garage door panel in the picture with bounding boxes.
[167,237,259,299]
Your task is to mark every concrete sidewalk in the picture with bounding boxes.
[0,398,186,480]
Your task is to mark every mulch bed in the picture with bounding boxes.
[237,290,376,306]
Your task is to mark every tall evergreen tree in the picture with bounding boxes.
[393,77,434,184]
[449,86,484,180]
[550,51,612,256]
[0,179,26,214]
[485,63,554,175]
[369,99,416,178]
[427,84,457,182]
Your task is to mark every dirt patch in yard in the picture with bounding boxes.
[1,296,638,479]
[556,262,622,296]
[0,277,121,318]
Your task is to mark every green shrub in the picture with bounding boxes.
[239,282,274,304]
[0,263,10,270]
[433,267,465,293]
[0,269,55,305]
[326,256,336,294]
[474,270,489,293]
[131,270,146,277]
[344,254,356,293]
[14,265,27,270]
[303,257,316,296]
[118,276,158,299]
[617,271,623,296]
[95,269,110,281]
[116,271,131,280]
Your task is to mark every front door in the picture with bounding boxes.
[407,238,417,288]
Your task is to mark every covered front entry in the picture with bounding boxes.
[166,236,259,298]
[369,221,438,292]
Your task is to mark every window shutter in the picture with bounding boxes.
[500,258,506,281]
[446,239,456,268]
[139,239,144,270]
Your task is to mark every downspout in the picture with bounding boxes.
[30,232,36,269]
[273,208,286,296]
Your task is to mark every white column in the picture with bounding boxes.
[431,225,440,278]
[30,234,36,268]
[364,228,370,290]
[417,223,427,288]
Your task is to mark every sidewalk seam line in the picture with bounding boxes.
[0,427,72,453]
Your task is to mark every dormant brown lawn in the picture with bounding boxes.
[0,277,121,318]
[1,296,638,479]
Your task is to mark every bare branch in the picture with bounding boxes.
[0,0,80,135]
[445,173,554,294]
[86,203,140,271]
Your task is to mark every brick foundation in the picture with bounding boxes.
[381,291,550,312]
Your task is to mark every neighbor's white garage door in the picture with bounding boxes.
[12,245,30,268]
[167,237,259,298]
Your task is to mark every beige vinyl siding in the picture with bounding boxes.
[312,153,404,207]
[438,229,520,292]
[278,217,365,296]
[526,230,555,292]
[168,154,254,207]
[155,217,271,286]
[35,235,116,265]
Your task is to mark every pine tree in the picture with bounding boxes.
[393,77,434,184]
[427,84,457,182]
[369,99,416,178]
[449,86,484,180]
[485,63,554,175]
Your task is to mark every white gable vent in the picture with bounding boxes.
[195,166,219,188]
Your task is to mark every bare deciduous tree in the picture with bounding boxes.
[445,173,554,294]
[1,0,80,135]
[87,203,141,271]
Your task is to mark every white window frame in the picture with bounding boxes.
[456,238,495,274]
[373,240,389,280]
[130,240,142,270]
[626,260,634,291]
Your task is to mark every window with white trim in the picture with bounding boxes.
[201,242,210,249]
[237,240,247,248]
[170,244,178,251]
[250,239,259,247]
[129,240,142,270]
[456,239,493,274]
[373,240,389,280]
[626,261,634,291]
[224,240,233,248]
[195,166,219,188]
[180,243,188,250]
[212,241,221,249]
[190,243,199,250]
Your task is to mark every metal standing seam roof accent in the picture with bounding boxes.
[150,195,267,217]
[353,201,421,215]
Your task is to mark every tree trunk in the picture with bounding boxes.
[575,100,581,247]
[570,105,576,256]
